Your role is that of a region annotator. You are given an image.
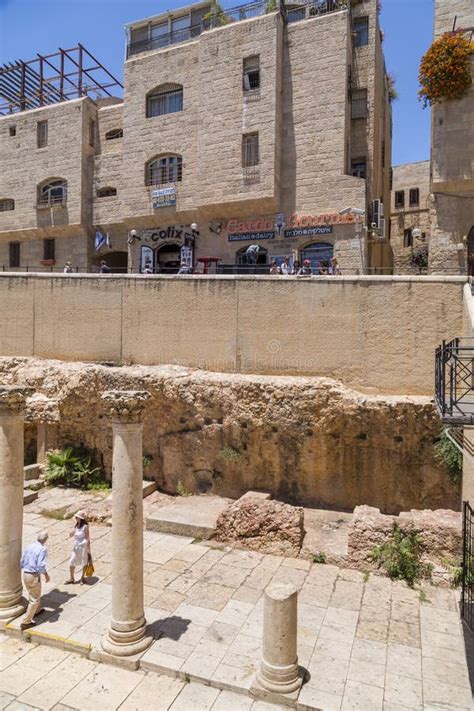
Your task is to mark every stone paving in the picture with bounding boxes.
[2,507,473,710]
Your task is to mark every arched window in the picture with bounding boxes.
[300,242,334,274]
[146,155,182,186]
[37,179,67,207]
[146,84,183,118]
[105,128,123,140]
[0,198,14,212]
[97,187,117,198]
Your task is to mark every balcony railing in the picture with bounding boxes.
[37,195,67,208]
[127,0,347,57]
[435,337,474,425]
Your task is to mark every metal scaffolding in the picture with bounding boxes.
[0,44,123,115]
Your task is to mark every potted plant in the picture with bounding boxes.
[410,244,428,274]
[419,31,473,108]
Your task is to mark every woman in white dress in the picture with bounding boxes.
[65,510,91,584]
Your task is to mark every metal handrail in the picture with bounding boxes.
[37,195,67,207]
[435,337,474,424]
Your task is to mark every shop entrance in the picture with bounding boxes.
[300,242,334,274]
[156,243,181,274]
[91,251,127,273]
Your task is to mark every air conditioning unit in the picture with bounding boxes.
[371,200,386,239]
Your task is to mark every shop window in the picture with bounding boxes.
[353,17,369,47]
[43,238,55,261]
[38,179,67,207]
[395,190,405,209]
[0,198,15,211]
[37,120,48,148]
[9,242,20,268]
[105,128,123,140]
[409,188,419,207]
[403,229,413,248]
[146,84,183,117]
[351,89,367,119]
[243,56,260,91]
[9,126,16,137]
[146,154,182,185]
[97,187,117,198]
[242,133,259,167]
[351,158,366,179]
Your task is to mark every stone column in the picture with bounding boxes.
[101,390,152,657]
[0,386,28,621]
[27,395,59,465]
[257,582,302,694]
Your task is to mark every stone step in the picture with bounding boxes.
[24,463,42,481]
[142,480,157,498]
[23,490,38,506]
[24,478,45,492]
[145,494,231,539]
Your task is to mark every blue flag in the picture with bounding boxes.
[95,229,105,251]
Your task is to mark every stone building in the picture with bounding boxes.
[390,161,430,274]
[0,0,392,274]
[428,0,474,275]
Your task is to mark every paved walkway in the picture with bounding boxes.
[2,508,473,710]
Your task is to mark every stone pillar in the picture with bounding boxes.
[26,395,59,465]
[257,582,302,694]
[101,390,152,657]
[0,386,28,621]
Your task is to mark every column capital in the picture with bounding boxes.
[0,386,30,415]
[102,390,150,423]
[26,395,60,423]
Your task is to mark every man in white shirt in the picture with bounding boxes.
[20,531,49,628]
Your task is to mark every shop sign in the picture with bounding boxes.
[180,245,193,267]
[228,231,275,242]
[350,238,360,250]
[140,245,154,272]
[284,226,333,238]
[152,187,176,208]
[142,225,197,244]
[226,211,363,235]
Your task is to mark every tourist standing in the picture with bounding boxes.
[99,260,111,274]
[269,261,279,275]
[245,244,260,265]
[63,261,73,274]
[331,257,341,275]
[65,511,91,585]
[20,531,50,629]
[280,257,291,275]
[297,259,313,276]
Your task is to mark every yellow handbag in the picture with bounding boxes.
[84,554,94,578]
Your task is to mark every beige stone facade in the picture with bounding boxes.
[428,0,474,275]
[390,161,430,274]
[0,0,392,275]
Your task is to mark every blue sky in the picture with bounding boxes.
[0,0,433,166]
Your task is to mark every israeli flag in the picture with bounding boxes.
[95,229,106,251]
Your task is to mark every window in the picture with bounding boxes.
[146,84,183,117]
[9,126,16,137]
[37,120,48,148]
[0,198,14,211]
[409,188,419,207]
[105,128,123,140]
[9,242,20,268]
[38,179,67,207]
[242,133,259,167]
[146,155,182,185]
[243,56,260,91]
[89,119,95,147]
[403,229,413,248]
[43,238,55,261]
[351,89,367,119]
[97,187,117,198]
[353,17,369,47]
[395,190,405,209]
[351,158,366,179]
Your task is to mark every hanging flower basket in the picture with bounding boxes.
[418,31,473,108]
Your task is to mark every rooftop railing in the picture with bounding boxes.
[126,0,346,57]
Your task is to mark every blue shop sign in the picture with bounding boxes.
[228,231,275,242]
[284,225,333,238]
[152,187,176,208]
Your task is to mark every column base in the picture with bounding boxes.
[257,658,302,694]
[101,619,153,658]
[0,590,26,622]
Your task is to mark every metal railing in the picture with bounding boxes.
[435,337,474,425]
[462,501,474,632]
[286,0,347,24]
[37,195,67,208]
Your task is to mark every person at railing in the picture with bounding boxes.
[330,257,341,275]
[292,260,301,275]
[297,259,313,276]
[99,260,111,274]
[269,261,281,275]
[245,244,260,265]
[177,261,193,275]
[63,261,73,274]
[280,257,291,275]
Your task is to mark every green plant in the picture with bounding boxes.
[410,244,428,274]
[176,480,192,497]
[363,570,370,583]
[143,455,153,468]
[434,432,462,484]
[265,0,277,12]
[441,556,464,588]
[219,446,242,461]
[313,552,326,564]
[387,74,398,101]
[43,447,109,491]
[40,507,70,521]
[203,1,231,26]
[419,31,473,108]
[369,524,432,587]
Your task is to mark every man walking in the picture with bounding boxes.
[20,531,50,629]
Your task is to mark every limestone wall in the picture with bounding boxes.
[0,358,460,514]
[0,274,465,394]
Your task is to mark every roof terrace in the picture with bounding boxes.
[126,0,348,58]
